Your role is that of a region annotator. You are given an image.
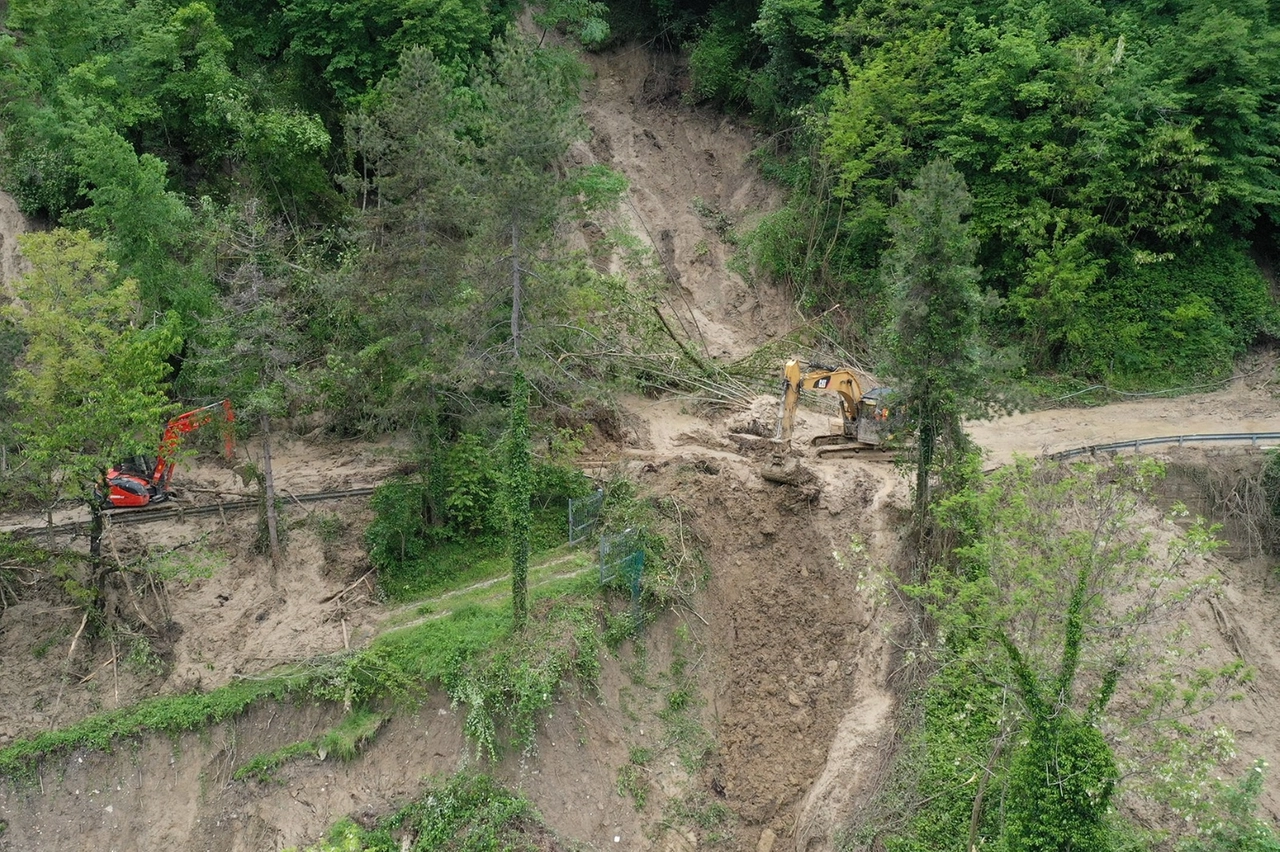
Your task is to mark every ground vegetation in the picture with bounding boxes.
[653,0,1280,384]
[0,3,1278,851]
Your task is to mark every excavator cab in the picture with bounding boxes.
[773,359,901,460]
[103,400,235,509]
[855,387,899,448]
[114,455,158,480]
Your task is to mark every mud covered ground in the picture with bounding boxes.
[1,39,1280,852]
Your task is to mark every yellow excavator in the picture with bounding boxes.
[772,359,899,462]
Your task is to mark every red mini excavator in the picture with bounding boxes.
[103,400,235,509]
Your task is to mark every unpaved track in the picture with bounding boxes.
[970,361,1280,466]
[3,34,1280,851]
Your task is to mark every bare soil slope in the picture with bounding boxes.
[2,41,1280,852]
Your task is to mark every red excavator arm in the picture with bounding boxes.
[104,400,235,509]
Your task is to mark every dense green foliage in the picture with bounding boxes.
[666,0,1280,382]
[2,0,1277,463]
[0,1,626,453]
[846,457,1262,851]
[365,439,590,599]
[0,675,302,780]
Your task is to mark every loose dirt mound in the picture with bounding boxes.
[4,37,1280,852]
[576,44,795,361]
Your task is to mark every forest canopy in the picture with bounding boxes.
[658,0,1280,382]
[0,0,1277,437]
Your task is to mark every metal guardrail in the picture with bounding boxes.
[4,487,379,539]
[1047,432,1280,461]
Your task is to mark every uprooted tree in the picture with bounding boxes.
[4,228,182,621]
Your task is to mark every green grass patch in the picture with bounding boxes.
[291,771,556,851]
[375,548,595,637]
[618,745,653,810]
[443,594,605,760]
[617,762,648,810]
[0,587,603,779]
[0,675,305,780]
[233,709,389,783]
[233,740,317,784]
[667,791,735,846]
[377,506,579,603]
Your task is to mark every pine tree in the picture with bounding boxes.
[348,30,589,630]
[879,159,989,517]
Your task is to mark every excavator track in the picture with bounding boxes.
[810,435,899,462]
[814,445,899,462]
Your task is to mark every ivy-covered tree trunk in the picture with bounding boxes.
[914,396,937,518]
[997,565,1121,852]
[260,414,283,574]
[87,487,106,599]
[508,370,532,632]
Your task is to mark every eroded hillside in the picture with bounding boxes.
[1,41,1280,852]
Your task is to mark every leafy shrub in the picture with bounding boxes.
[365,479,440,591]
[366,433,590,596]
[1058,238,1276,384]
[1179,761,1280,852]
[441,434,507,538]
[293,772,550,852]
[1002,711,1117,852]
[1,136,80,220]
[442,595,603,760]
[1262,450,1280,519]
[687,11,757,108]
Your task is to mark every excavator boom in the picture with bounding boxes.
[104,400,235,509]
[775,359,864,445]
[151,400,236,491]
[763,360,899,482]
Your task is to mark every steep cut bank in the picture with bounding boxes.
[575,43,795,361]
[2,38,1280,852]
